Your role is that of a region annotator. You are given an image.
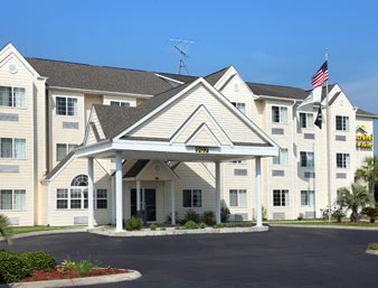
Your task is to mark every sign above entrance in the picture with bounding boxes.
[195,147,209,154]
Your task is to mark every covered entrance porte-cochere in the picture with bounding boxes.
[76,77,279,231]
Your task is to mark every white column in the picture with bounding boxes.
[215,161,221,224]
[255,157,263,227]
[170,180,176,225]
[115,151,123,232]
[46,181,51,226]
[136,180,141,214]
[88,157,94,229]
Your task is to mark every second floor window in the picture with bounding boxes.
[272,106,288,124]
[299,113,314,129]
[110,101,130,107]
[0,138,26,159]
[56,97,77,116]
[273,189,289,207]
[336,153,350,168]
[300,151,314,168]
[56,143,78,161]
[231,102,246,114]
[336,116,349,131]
[0,86,26,108]
[183,189,202,207]
[273,148,288,165]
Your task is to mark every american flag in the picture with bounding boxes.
[311,61,328,88]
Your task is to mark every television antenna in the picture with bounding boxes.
[169,38,195,75]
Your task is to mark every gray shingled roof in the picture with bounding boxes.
[356,108,378,118]
[204,66,231,86]
[247,82,309,100]
[94,82,193,139]
[26,57,173,95]
[157,72,198,83]
[124,160,149,178]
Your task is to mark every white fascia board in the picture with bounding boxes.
[75,141,113,158]
[212,66,234,89]
[154,73,185,85]
[256,95,300,102]
[0,43,41,78]
[48,86,154,99]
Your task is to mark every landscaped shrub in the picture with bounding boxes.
[184,220,199,230]
[182,209,201,224]
[332,209,346,223]
[166,212,182,225]
[297,213,304,221]
[362,207,378,223]
[60,259,93,277]
[202,211,216,226]
[0,251,31,283]
[149,223,157,231]
[368,242,378,250]
[124,217,143,231]
[0,214,13,245]
[199,223,207,229]
[20,251,56,272]
[221,202,230,223]
[213,223,225,229]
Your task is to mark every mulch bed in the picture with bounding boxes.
[22,267,129,282]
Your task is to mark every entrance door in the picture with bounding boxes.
[130,188,156,222]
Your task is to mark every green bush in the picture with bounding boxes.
[124,217,143,231]
[166,212,181,225]
[160,227,166,231]
[182,210,201,224]
[332,209,346,223]
[221,203,230,223]
[202,211,216,226]
[199,223,207,229]
[60,259,93,277]
[368,242,378,250]
[297,213,304,221]
[20,251,56,272]
[0,251,31,283]
[184,220,199,229]
[213,223,225,229]
[362,207,378,223]
[149,224,157,231]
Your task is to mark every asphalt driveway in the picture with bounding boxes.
[7,227,378,288]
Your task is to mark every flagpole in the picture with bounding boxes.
[325,48,332,223]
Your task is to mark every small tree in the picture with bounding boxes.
[0,214,13,247]
[355,156,378,203]
[337,184,372,222]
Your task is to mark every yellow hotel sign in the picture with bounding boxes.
[356,134,374,149]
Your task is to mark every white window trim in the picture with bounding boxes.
[300,151,314,168]
[56,187,88,210]
[229,189,247,208]
[0,137,27,160]
[110,101,130,107]
[95,188,108,209]
[231,102,246,114]
[335,115,349,132]
[272,189,289,207]
[55,96,78,116]
[336,153,350,169]
[299,112,314,130]
[0,86,27,109]
[182,189,202,208]
[272,105,288,125]
[300,190,315,207]
[0,189,27,211]
[273,148,288,166]
[56,143,78,162]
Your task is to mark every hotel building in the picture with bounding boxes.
[0,43,376,228]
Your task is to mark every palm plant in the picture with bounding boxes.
[0,214,13,246]
[337,184,372,222]
[355,156,378,203]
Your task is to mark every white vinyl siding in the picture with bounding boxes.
[336,153,350,168]
[335,116,349,131]
[272,106,288,124]
[273,148,288,165]
[299,112,314,129]
[0,86,26,108]
[0,138,26,159]
[273,189,289,207]
[229,189,247,208]
[56,96,78,116]
[0,189,26,210]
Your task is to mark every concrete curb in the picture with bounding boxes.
[9,228,88,240]
[270,224,378,231]
[1,270,141,288]
[365,249,378,256]
[90,225,269,237]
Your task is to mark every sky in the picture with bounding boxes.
[1,0,377,148]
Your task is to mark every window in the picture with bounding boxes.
[272,106,288,124]
[70,188,82,209]
[229,189,247,208]
[71,174,88,187]
[301,190,315,207]
[57,189,68,209]
[0,189,26,210]
[299,113,314,129]
[0,86,26,108]
[0,138,26,159]
[96,189,108,209]
[57,188,88,209]
[110,101,130,107]
[336,153,350,168]
[56,97,78,116]
[273,189,289,207]
[300,151,314,168]
[273,148,288,165]
[182,189,202,207]
[231,102,246,114]
[336,116,349,131]
[56,143,78,161]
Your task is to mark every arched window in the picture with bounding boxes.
[70,174,88,187]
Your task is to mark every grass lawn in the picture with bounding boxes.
[268,220,378,227]
[11,225,84,235]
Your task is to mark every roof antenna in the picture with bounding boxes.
[169,38,194,75]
